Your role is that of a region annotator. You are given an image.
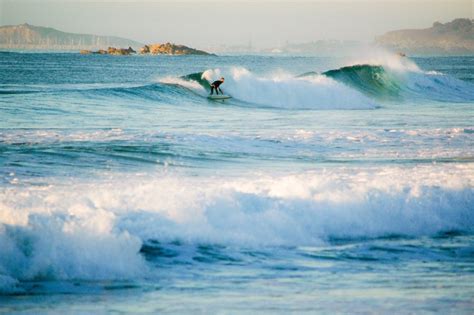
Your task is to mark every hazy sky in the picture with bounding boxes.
[0,0,472,49]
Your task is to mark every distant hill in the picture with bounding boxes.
[375,18,474,55]
[0,23,143,50]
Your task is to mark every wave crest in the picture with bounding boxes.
[197,67,378,109]
[322,63,474,102]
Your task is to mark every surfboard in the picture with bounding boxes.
[208,95,232,100]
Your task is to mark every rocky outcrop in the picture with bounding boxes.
[107,46,136,55]
[0,23,142,50]
[80,43,208,56]
[140,42,212,55]
[375,18,474,55]
[79,47,135,55]
[139,45,150,54]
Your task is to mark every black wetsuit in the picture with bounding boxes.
[210,80,224,95]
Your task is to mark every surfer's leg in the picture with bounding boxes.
[210,86,214,95]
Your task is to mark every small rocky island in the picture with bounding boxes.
[139,43,211,55]
[80,47,136,55]
[80,43,213,56]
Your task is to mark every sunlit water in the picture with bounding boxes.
[1,52,473,314]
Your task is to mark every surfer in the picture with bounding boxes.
[210,77,225,95]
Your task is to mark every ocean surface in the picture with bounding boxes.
[0,52,473,314]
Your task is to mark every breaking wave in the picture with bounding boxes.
[3,59,473,109]
[179,68,378,109]
[1,164,473,292]
[322,64,474,102]
[199,68,378,109]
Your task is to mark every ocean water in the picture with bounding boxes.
[0,52,473,314]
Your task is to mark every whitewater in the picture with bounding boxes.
[0,52,473,314]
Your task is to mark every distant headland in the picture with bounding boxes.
[262,18,474,56]
[376,18,474,55]
[0,23,142,50]
[0,23,213,55]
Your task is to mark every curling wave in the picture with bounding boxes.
[182,68,378,109]
[321,64,474,102]
[176,61,474,108]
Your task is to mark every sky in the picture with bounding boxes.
[0,0,472,49]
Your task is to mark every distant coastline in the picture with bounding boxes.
[0,23,213,56]
[1,19,473,56]
[0,23,143,50]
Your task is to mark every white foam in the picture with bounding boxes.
[0,129,129,144]
[202,67,377,109]
[0,188,147,284]
[0,164,473,288]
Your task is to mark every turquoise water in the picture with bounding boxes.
[0,52,473,314]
